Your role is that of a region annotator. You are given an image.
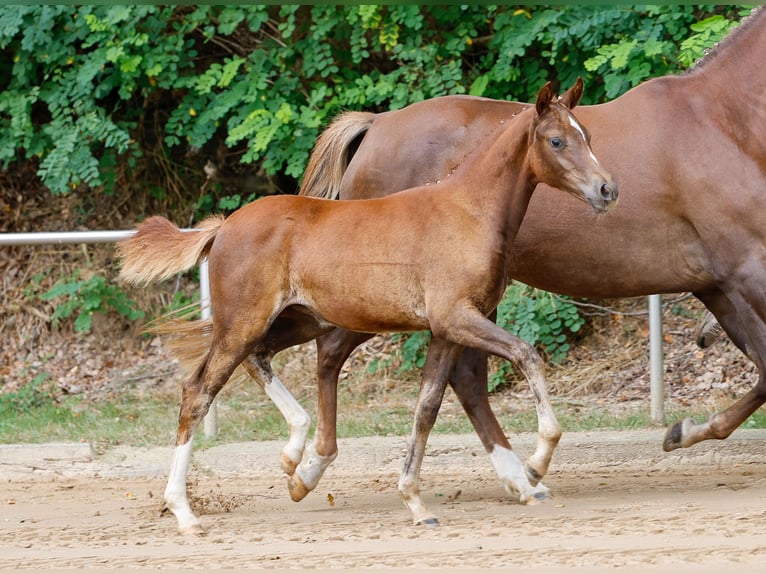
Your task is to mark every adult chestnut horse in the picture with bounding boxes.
[118,80,617,532]
[286,7,766,502]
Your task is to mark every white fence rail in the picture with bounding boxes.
[1,230,667,438]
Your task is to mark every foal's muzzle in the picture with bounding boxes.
[587,180,619,214]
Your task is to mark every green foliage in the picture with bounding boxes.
[39,272,145,333]
[368,331,430,376]
[0,372,54,416]
[678,14,740,68]
[490,284,584,391]
[582,5,742,98]
[160,290,198,317]
[0,4,747,198]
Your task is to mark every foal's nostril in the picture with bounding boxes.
[601,182,618,201]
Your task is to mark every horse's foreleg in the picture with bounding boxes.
[664,290,766,451]
[289,329,373,502]
[433,306,561,490]
[449,346,549,503]
[398,337,460,526]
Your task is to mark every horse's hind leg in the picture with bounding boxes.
[241,352,312,477]
[449,345,549,503]
[398,336,462,526]
[240,312,331,479]
[289,329,374,501]
[664,289,766,451]
[165,336,254,534]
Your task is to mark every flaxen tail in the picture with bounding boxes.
[117,215,225,285]
[299,111,375,199]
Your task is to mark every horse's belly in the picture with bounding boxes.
[296,265,430,333]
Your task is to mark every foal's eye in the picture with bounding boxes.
[549,137,564,149]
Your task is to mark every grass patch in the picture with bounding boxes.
[0,391,178,451]
[3,378,764,450]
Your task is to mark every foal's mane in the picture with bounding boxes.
[684,6,763,75]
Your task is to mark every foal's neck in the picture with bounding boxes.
[452,109,537,233]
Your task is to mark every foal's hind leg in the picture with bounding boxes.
[241,352,312,477]
[165,337,254,534]
[241,311,332,479]
[289,329,374,502]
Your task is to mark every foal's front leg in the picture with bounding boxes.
[450,346,549,504]
[434,306,561,487]
[398,336,462,526]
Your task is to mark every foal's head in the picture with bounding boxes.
[528,78,618,214]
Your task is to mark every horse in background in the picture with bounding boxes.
[289,6,766,501]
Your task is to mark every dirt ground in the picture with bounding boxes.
[2,429,766,572]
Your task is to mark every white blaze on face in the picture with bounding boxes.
[568,113,600,165]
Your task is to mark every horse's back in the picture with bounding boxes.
[337,75,744,298]
[341,96,527,199]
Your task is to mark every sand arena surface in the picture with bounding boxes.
[2,429,766,572]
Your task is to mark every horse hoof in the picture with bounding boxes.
[280,452,299,476]
[417,517,440,527]
[287,474,311,502]
[663,418,692,452]
[178,523,206,536]
[524,463,543,486]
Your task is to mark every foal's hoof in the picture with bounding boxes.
[280,452,299,476]
[663,418,693,452]
[524,463,543,486]
[417,517,440,527]
[287,474,311,502]
[522,490,550,506]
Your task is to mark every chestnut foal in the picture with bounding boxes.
[118,79,617,533]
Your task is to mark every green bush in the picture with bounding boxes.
[0,372,54,416]
[490,284,584,391]
[39,272,145,333]
[0,5,746,201]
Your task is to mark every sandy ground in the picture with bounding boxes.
[1,429,766,572]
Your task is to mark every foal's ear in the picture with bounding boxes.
[535,81,555,116]
[558,77,584,110]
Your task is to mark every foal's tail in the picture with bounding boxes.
[299,111,375,199]
[117,215,225,286]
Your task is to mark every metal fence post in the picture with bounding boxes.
[199,258,217,437]
[649,294,665,424]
